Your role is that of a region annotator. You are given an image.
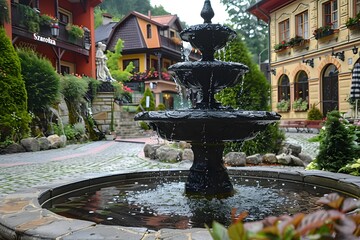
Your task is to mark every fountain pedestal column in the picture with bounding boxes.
[186,142,233,196]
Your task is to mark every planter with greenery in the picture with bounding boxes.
[313,24,337,40]
[40,14,58,27]
[66,23,84,41]
[276,99,290,112]
[17,4,40,33]
[346,13,360,30]
[292,98,308,112]
[273,40,289,52]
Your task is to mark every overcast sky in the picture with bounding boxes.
[150,0,230,26]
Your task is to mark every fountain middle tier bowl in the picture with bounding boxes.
[169,60,249,92]
[135,109,281,143]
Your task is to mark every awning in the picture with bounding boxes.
[350,63,360,118]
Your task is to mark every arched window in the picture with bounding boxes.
[146,24,152,39]
[294,71,308,101]
[278,75,290,101]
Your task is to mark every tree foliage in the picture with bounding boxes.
[106,39,134,82]
[216,36,269,111]
[0,0,9,27]
[221,0,268,62]
[0,28,30,142]
[99,0,152,18]
[16,48,60,113]
[316,110,356,172]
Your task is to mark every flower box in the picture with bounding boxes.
[314,28,338,40]
[347,22,360,30]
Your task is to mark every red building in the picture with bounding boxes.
[3,0,102,78]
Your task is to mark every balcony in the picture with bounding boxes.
[11,3,91,55]
[160,35,182,52]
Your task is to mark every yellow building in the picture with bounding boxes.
[96,11,199,109]
[249,0,360,119]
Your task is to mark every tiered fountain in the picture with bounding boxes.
[135,0,281,196]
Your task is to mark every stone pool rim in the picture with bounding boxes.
[0,167,360,240]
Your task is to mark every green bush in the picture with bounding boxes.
[137,87,155,112]
[224,122,285,156]
[139,121,150,130]
[0,28,31,142]
[307,103,323,120]
[17,48,60,113]
[339,158,360,176]
[316,110,356,172]
[156,103,166,110]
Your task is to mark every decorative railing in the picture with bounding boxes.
[11,3,90,49]
[160,35,182,52]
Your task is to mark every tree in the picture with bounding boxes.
[0,28,31,142]
[316,111,356,172]
[151,5,170,16]
[221,0,268,62]
[0,0,9,27]
[215,36,269,111]
[215,36,284,155]
[99,0,152,17]
[106,39,134,82]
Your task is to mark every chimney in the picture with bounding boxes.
[102,13,113,25]
[148,10,151,19]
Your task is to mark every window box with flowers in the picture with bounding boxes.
[276,99,290,112]
[293,98,308,112]
[313,24,338,40]
[66,23,84,42]
[274,41,289,52]
[288,35,309,48]
[346,14,360,30]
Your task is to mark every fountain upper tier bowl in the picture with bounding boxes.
[180,24,236,60]
[135,110,280,143]
[169,60,249,96]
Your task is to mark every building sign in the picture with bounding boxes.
[33,33,56,46]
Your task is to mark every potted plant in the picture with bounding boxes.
[66,23,84,41]
[276,99,290,112]
[273,40,288,52]
[313,24,337,40]
[293,98,308,111]
[288,35,306,47]
[346,13,360,30]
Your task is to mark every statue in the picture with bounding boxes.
[96,42,115,82]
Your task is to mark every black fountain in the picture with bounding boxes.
[135,0,281,196]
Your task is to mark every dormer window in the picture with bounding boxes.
[147,24,152,39]
[170,30,175,38]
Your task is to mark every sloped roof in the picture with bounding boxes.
[152,14,178,26]
[247,0,297,22]
[95,22,117,43]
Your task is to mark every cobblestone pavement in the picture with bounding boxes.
[0,131,319,197]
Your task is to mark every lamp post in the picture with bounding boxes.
[258,48,268,67]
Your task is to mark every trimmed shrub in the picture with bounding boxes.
[0,28,31,142]
[316,110,356,172]
[137,87,155,112]
[156,103,166,110]
[17,48,60,113]
[307,103,323,120]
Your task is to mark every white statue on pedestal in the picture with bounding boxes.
[96,42,115,82]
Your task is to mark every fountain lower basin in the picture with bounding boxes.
[0,168,359,240]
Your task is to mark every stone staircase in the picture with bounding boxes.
[115,111,152,139]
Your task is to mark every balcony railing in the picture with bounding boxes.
[11,3,90,50]
[160,35,182,52]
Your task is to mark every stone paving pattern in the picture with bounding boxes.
[0,131,331,240]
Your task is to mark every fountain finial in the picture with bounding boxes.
[201,0,214,24]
